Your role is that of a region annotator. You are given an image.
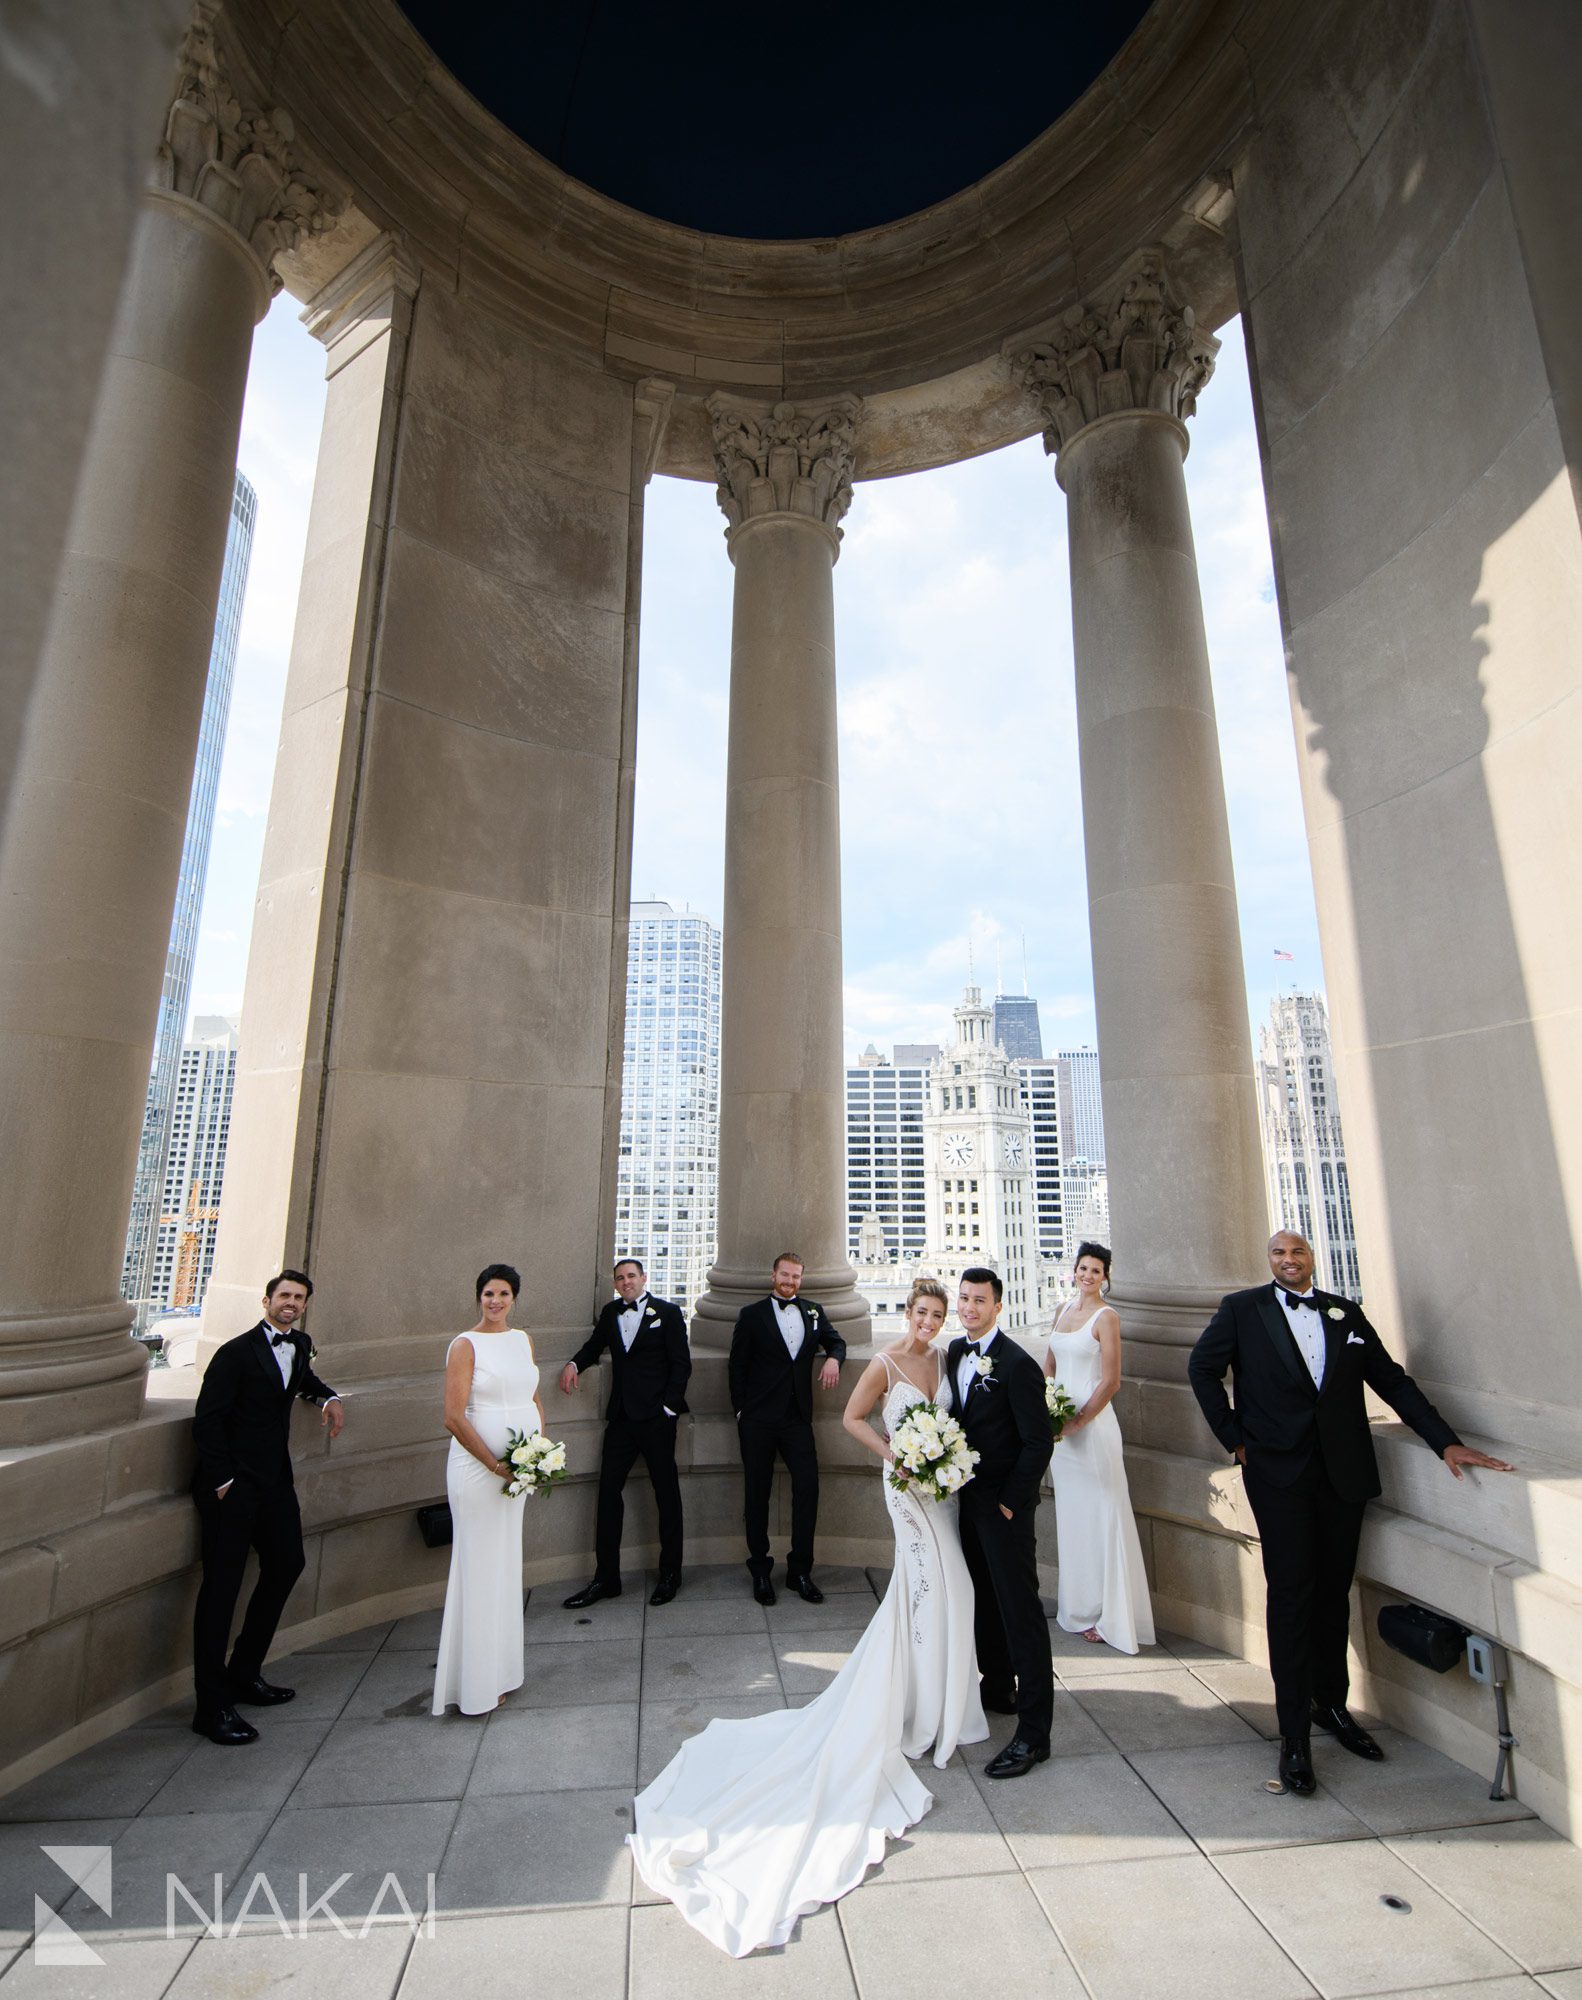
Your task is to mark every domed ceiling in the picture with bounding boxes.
[396,0,1154,241]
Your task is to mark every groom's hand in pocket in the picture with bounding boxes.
[999,1504,1013,1520]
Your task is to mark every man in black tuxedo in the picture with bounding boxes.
[1190,1230,1512,1794]
[729,1253,846,1604]
[560,1258,692,1609]
[190,1269,343,1744]
[947,1266,1055,1779]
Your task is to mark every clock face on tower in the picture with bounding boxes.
[942,1132,974,1167]
[1002,1132,1024,1166]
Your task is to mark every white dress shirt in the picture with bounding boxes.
[1275,1287,1326,1388]
[773,1295,804,1359]
[956,1334,994,1409]
[265,1319,295,1389]
[618,1295,650,1351]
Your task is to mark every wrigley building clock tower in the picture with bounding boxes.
[922,985,1037,1328]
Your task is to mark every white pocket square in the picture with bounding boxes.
[1346,1332,1365,1346]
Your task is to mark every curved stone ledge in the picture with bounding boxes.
[2,1367,1576,1836]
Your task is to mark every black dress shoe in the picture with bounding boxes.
[1312,1701,1385,1759]
[649,1572,681,1607]
[986,1736,1050,1780]
[979,1687,1019,1716]
[751,1574,776,1606]
[786,1574,824,1605]
[227,1675,294,1706]
[1278,1735,1317,1795]
[562,1580,621,1610]
[192,1706,259,1745]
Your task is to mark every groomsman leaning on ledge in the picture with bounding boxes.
[729,1252,846,1606]
[1189,1230,1512,1798]
[190,1269,344,1745]
[560,1259,692,1608]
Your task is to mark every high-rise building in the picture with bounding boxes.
[992,993,1043,1061]
[1056,1046,1104,1164]
[922,986,1037,1326]
[1256,990,1361,1296]
[146,1019,239,1316]
[1015,1056,1066,1260]
[614,901,722,1314]
[122,470,257,1328]
[845,1044,934,1267]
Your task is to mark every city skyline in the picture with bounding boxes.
[187,304,1325,1067]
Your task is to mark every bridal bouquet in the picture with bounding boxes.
[888,1400,979,1501]
[500,1429,568,1498]
[1045,1380,1079,1440]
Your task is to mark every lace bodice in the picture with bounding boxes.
[877,1350,951,1434]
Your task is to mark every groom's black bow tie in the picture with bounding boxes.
[1282,1291,1317,1312]
[270,1329,294,1346]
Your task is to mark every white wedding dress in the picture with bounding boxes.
[431,1330,539,1716]
[1046,1318,1155,1654]
[630,1353,987,1956]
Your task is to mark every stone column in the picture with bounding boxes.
[0,3,339,1443]
[692,398,871,1348]
[1014,251,1267,1376]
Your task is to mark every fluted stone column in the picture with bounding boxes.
[0,3,339,1443]
[1015,252,1267,1376]
[692,398,871,1348]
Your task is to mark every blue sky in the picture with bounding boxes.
[191,303,1324,1060]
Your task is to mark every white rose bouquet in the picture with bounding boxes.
[887,1399,979,1501]
[1045,1379,1079,1440]
[500,1428,568,1498]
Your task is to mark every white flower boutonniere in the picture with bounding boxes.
[1325,1306,1346,1323]
[807,1308,820,1327]
[971,1353,995,1379]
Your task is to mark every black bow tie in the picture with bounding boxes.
[270,1330,294,1346]
[1282,1292,1317,1312]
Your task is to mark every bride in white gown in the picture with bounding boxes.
[630,1278,987,1956]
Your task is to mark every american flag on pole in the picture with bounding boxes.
[1273,949,1295,962]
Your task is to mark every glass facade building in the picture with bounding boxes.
[1256,990,1361,1296]
[614,901,722,1314]
[844,1046,934,1265]
[992,993,1044,1061]
[147,1022,239,1314]
[121,470,256,1326]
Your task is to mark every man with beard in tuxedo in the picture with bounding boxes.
[1190,1230,1512,1795]
[560,1258,692,1608]
[190,1270,343,1744]
[729,1253,846,1605]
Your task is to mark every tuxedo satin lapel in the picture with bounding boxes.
[1255,1287,1314,1394]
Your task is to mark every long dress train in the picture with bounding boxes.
[1046,1319,1155,1654]
[630,1356,986,1956]
[431,1329,539,1715]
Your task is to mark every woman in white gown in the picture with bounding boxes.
[432,1263,544,1716]
[630,1278,987,1956]
[1044,1241,1155,1654]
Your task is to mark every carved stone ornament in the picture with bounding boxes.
[709,395,861,537]
[1012,250,1219,456]
[152,1,343,286]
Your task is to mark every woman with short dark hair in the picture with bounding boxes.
[431,1263,543,1714]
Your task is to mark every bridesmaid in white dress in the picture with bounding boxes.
[630,1278,987,1957]
[431,1263,544,1716]
[1044,1241,1155,1654]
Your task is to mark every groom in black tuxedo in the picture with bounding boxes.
[190,1270,343,1744]
[1190,1230,1512,1794]
[729,1253,846,1605]
[948,1267,1055,1779]
[560,1258,692,1608]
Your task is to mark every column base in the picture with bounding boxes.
[1105,1281,1229,1384]
[692,1262,872,1352]
[0,1302,148,1444]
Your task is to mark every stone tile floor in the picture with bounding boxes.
[2,1563,1580,1998]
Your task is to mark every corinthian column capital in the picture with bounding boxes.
[708,394,861,541]
[1011,249,1219,457]
[152,1,344,290]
